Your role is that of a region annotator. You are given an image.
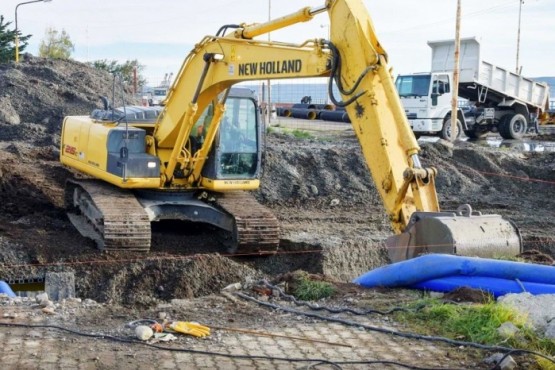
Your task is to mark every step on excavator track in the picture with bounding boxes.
[216,192,280,255]
[65,179,151,252]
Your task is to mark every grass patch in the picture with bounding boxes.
[290,129,313,139]
[293,276,335,301]
[396,299,555,368]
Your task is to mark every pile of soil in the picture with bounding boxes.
[0,55,137,145]
[0,57,554,305]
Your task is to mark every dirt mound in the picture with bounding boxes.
[0,56,137,137]
[517,249,554,265]
[259,134,555,258]
[258,133,377,208]
[443,287,493,303]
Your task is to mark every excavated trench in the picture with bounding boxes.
[0,57,554,306]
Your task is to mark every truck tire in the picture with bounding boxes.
[499,113,527,140]
[439,118,462,141]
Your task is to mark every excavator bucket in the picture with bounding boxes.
[386,205,522,263]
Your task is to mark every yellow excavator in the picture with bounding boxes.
[60,0,521,261]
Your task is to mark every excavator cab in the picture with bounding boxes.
[200,89,261,183]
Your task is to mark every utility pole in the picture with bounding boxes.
[516,0,524,74]
[450,0,462,141]
[267,0,272,125]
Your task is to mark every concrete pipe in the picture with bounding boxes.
[291,108,318,120]
[292,103,311,109]
[319,110,346,122]
[342,112,351,123]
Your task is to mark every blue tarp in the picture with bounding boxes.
[354,254,555,297]
[0,280,16,298]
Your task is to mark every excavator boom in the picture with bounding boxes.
[60,0,521,260]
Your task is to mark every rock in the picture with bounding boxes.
[39,299,53,308]
[135,325,154,341]
[309,185,319,195]
[483,352,518,369]
[499,355,517,370]
[0,97,21,125]
[429,292,444,298]
[497,322,519,338]
[330,199,340,206]
[41,307,56,315]
[158,312,168,320]
[544,321,555,339]
[221,282,242,292]
[498,293,555,331]
[35,293,49,304]
[83,298,98,306]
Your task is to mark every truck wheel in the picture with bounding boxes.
[499,113,527,140]
[464,128,488,139]
[440,118,462,141]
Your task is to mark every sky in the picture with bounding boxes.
[1,0,554,86]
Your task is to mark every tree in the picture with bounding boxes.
[38,27,74,59]
[0,15,31,63]
[89,59,147,90]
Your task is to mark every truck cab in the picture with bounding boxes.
[148,87,168,106]
[395,72,454,139]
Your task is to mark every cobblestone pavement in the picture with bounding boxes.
[0,322,480,370]
[0,297,486,370]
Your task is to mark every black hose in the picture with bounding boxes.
[235,291,555,366]
[262,280,423,315]
[215,24,241,37]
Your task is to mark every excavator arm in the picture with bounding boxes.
[152,0,437,230]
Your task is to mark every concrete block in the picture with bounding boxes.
[45,272,75,301]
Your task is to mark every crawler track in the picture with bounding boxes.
[65,180,151,252]
[65,181,279,254]
[216,192,280,254]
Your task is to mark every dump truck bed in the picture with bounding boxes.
[429,38,550,111]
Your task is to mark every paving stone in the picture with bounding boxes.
[0,310,492,370]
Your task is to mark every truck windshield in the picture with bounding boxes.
[395,75,431,97]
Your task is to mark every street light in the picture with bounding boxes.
[15,0,52,63]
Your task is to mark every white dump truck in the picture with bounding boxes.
[395,37,551,139]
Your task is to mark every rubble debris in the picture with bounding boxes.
[484,353,518,370]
